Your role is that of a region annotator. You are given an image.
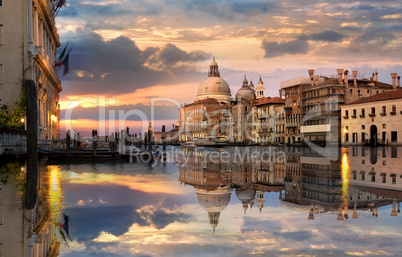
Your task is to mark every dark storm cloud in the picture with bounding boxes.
[299,30,345,42]
[67,33,143,73]
[261,39,310,58]
[159,43,210,66]
[60,103,179,121]
[58,31,209,95]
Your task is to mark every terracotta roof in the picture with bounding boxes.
[209,104,229,111]
[183,98,220,107]
[344,88,402,105]
[255,97,285,106]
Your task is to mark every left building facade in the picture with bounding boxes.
[0,0,62,140]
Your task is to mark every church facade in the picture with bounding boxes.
[178,58,284,144]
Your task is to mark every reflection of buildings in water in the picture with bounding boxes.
[282,147,402,221]
[179,146,402,226]
[0,162,61,256]
[178,147,286,231]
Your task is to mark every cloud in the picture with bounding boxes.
[261,39,310,58]
[299,30,345,42]
[58,30,209,96]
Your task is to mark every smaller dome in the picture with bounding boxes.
[236,75,256,101]
[236,86,256,101]
[249,80,254,89]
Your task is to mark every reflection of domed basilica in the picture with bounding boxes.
[196,186,231,233]
[179,147,402,231]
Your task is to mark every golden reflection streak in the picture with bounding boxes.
[48,166,63,223]
[341,149,350,211]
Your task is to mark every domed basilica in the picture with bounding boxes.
[178,57,286,144]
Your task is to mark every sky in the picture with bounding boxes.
[56,0,402,136]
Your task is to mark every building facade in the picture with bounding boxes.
[300,69,399,145]
[341,89,402,146]
[0,0,62,139]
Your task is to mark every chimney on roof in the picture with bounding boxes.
[344,70,349,86]
[279,89,283,99]
[391,73,398,88]
[398,75,401,87]
[172,124,175,130]
[375,71,378,82]
[314,75,319,86]
[337,69,344,85]
[352,70,358,86]
[308,69,314,87]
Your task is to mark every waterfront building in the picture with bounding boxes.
[341,89,402,146]
[300,69,399,145]
[280,77,311,144]
[254,97,285,144]
[0,0,62,139]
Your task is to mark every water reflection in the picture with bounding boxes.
[0,160,62,256]
[1,146,402,256]
[178,146,402,232]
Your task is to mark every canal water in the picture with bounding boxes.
[1,146,402,256]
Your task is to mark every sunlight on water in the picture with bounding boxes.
[48,165,63,222]
[341,149,350,217]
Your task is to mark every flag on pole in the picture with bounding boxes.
[55,42,69,67]
[62,53,70,76]
[54,0,67,17]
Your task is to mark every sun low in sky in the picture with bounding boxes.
[56,0,402,136]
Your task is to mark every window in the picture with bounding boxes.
[352,109,356,117]
[391,131,397,142]
[371,107,375,114]
[383,124,386,129]
[391,105,396,115]
[345,133,349,142]
[382,106,386,113]
[382,174,386,183]
[361,125,365,130]
[361,108,365,117]
[344,110,349,118]
[361,132,365,142]
[0,0,2,6]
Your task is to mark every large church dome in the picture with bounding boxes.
[196,57,231,103]
[235,75,256,101]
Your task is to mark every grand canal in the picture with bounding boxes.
[1,146,402,256]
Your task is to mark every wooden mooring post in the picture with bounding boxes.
[24,80,38,209]
[92,129,98,160]
[66,130,71,157]
[162,125,167,162]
